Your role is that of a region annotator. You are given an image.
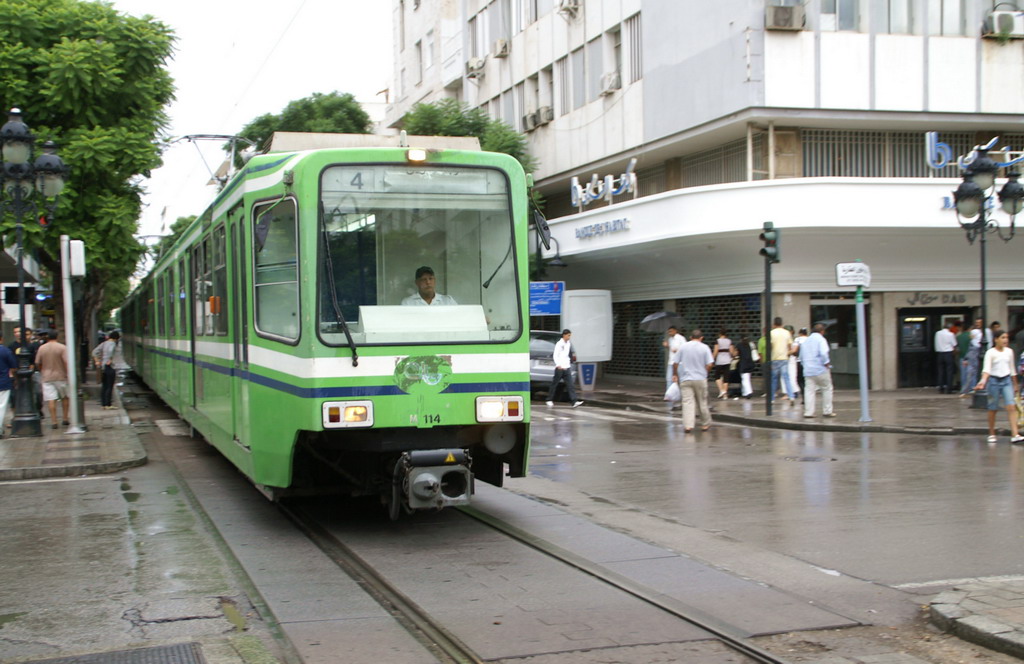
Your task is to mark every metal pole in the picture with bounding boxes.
[61,235,84,434]
[855,284,871,422]
[10,184,40,437]
[764,255,773,416]
[971,217,989,409]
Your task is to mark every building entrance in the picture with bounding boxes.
[897,308,972,389]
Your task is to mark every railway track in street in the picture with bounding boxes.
[281,497,801,664]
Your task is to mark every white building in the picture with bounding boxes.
[387,0,1024,390]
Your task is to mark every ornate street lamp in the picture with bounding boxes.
[0,108,68,437]
[951,140,1024,407]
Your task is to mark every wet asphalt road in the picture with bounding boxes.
[526,403,1024,588]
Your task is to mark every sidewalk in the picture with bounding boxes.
[582,374,1004,437]
[0,391,146,481]
[2,376,1023,661]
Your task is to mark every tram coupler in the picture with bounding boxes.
[401,449,473,510]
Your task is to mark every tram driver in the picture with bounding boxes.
[401,266,458,306]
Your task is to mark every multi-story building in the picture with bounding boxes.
[387,0,1024,390]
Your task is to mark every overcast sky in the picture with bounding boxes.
[109,0,394,239]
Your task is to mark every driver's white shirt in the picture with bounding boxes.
[401,292,458,306]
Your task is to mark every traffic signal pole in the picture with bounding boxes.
[759,222,780,416]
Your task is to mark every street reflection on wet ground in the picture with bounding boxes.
[528,406,1024,586]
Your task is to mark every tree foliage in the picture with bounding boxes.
[237,91,372,153]
[401,98,536,172]
[0,0,175,329]
[152,214,195,261]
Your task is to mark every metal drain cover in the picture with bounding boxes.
[783,456,837,462]
[27,642,205,664]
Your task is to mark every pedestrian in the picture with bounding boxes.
[934,320,957,394]
[792,327,809,401]
[712,329,733,399]
[546,329,583,408]
[8,327,40,415]
[974,330,1024,444]
[769,317,796,403]
[671,328,713,432]
[663,325,685,388]
[94,330,125,409]
[34,329,69,429]
[800,323,836,418]
[0,331,18,434]
[956,320,972,397]
[736,334,755,399]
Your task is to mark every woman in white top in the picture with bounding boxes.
[975,331,1023,444]
[713,330,734,399]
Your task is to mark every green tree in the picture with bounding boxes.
[401,98,536,172]
[237,91,372,154]
[152,214,196,261]
[0,0,174,345]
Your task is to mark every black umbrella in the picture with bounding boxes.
[639,311,686,333]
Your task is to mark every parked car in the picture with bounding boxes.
[529,330,573,397]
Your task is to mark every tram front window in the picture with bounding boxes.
[318,164,521,345]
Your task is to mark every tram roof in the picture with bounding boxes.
[267,132,481,153]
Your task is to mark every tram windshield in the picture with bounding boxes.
[318,163,521,345]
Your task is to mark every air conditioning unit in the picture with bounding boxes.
[983,10,1024,39]
[599,71,621,95]
[765,3,805,31]
[522,112,539,132]
[557,0,580,19]
[466,56,486,78]
[537,106,554,124]
[492,39,510,58]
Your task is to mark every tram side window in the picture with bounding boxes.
[156,274,165,336]
[167,271,175,337]
[253,199,299,341]
[213,226,228,336]
[193,241,207,336]
[178,258,187,336]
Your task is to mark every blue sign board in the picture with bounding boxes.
[530,281,565,316]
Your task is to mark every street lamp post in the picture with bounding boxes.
[951,141,1024,408]
[0,109,68,437]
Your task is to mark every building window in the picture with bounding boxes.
[586,38,602,102]
[624,13,642,84]
[514,82,525,130]
[556,56,570,115]
[571,47,585,110]
[822,0,858,31]
[424,30,435,70]
[888,0,912,33]
[399,0,405,49]
[414,40,423,84]
[928,0,964,36]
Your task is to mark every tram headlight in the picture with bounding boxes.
[322,400,374,428]
[475,396,524,423]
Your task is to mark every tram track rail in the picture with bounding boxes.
[278,500,483,664]
[280,498,794,664]
[460,504,794,664]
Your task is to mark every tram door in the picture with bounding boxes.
[229,208,250,446]
[897,308,972,388]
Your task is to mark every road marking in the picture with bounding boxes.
[895,574,1024,589]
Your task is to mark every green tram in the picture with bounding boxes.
[121,135,535,518]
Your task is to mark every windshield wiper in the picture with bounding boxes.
[320,202,359,367]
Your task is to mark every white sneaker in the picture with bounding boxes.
[546,400,554,407]
[987,435,998,443]
[572,401,584,408]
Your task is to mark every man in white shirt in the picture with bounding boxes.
[663,326,685,388]
[401,266,458,306]
[671,329,714,432]
[934,321,957,394]
[547,329,583,408]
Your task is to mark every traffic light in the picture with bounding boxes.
[759,222,780,263]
